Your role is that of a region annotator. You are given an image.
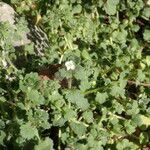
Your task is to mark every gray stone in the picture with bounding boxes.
[0,2,31,46]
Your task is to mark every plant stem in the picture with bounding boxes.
[68,78,72,89]
[59,54,64,64]
[128,80,150,87]
[6,57,18,72]
[83,87,104,95]
[58,129,61,150]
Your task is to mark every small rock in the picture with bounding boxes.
[0,2,31,46]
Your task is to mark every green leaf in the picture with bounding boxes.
[79,79,91,91]
[53,116,66,127]
[61,132,69,144]
[35,138,54,150]
[24,43,35,55]
[142,7,150,18]
[72,4,82,14]
[104,0,119,15]
[126,101,140,115]
[65,90,89,110]
[98,0,104,7]
[83,111,93,123]
[74,66,89,80]
[33,109,50,129]
[70,122,87,136]
[27,88,39,100]
[131,24,140,32]
[0,88,6,95]
[112,123,123,133]
[82,49,91,60]
[112,30,127,44]
[0,130,6,145]
[113,101,124,114]
[110,117,119,125]
[124,120,136,134]
[116,139,139,149]
[137,69,145,81]
[145,56,150,66]
[143,29,150,41]
[111,84,125,98]
[20,123,39,140]
[139,132,149,144]
[96,92,108,104]
[131,115,142,126]
[0,97,6,103]
[139,115,150,126]
[64,108,76,120]
[0,120,5,130]
[27,88,45,105]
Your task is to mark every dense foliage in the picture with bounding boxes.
[0,0,150,149]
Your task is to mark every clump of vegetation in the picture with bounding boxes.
[0,0,150,149]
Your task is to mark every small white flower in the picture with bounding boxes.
[65,60,75,71]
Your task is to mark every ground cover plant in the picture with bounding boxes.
[0,0,150,149]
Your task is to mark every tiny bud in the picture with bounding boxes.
[65,60,75,71]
